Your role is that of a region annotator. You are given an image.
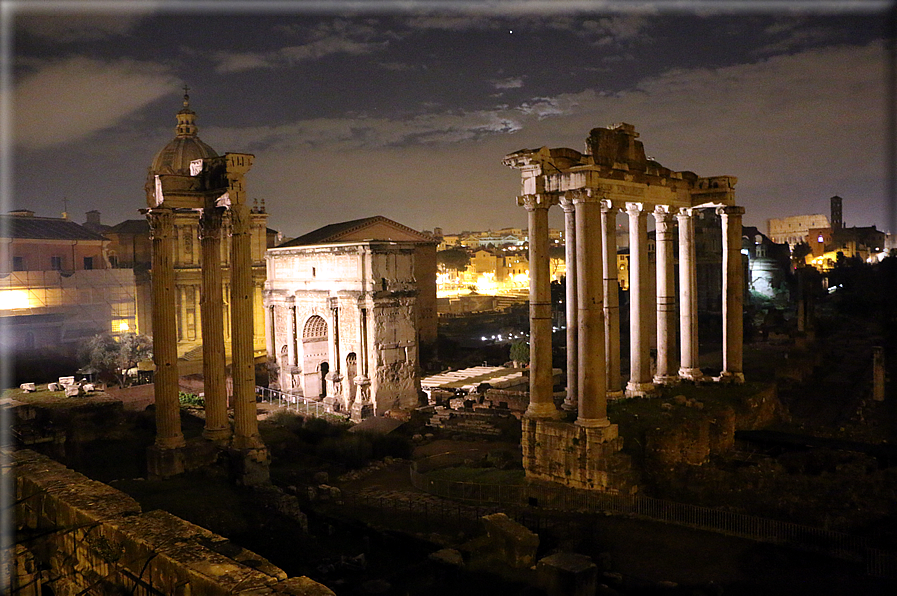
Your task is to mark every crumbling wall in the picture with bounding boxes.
[11,449,333,595]
[521,419,636,493]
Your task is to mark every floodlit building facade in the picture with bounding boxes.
[264,216,437,418]
[0,211,138,373]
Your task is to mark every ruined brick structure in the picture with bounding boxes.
[9,449,332,595]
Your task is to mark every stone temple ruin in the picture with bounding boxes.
[503,123,744,491]
[143,91,267,483]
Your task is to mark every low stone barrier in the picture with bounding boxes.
[10,449,334,595]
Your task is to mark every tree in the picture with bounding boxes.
[81,332,153,388]
[437,248,471,272]
[509,341,530,368]
[791,242,812,268]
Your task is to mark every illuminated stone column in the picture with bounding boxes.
[147,208,185,450]
[625,202,655,397]
[287,305,297,372]
[519,193,561,419]
[199,206,231,442]
[677,208,702,381]
[653,206,678,385]
[573,190,608,427]
[559,192,578,412]
[601,200,623,398]
[230,200,262,449]
[264,305,275,360]
[718,205,746,384]
[225,154,265,455]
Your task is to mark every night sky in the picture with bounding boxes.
[7,1,895,239]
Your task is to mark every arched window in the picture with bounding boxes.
[303,315,327,341]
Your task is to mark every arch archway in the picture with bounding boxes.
[302,315,328,399]
[345,352,358,405]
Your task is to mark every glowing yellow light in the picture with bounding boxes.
[0,290,31,310]
[118,321,130,332]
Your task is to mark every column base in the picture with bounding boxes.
[678,367,704,382]
[606,390,626,401]
[653,374,680,386]
[625,381,657,398]
[202,426,232,444]
[322,396,341,413]
[561,395,578,411]
[228,446,270,486]
[717,371,745,384]
[525,401,563,420]
[575,417,610,428]
[231,433,265,451]
[350,401,373,422]
[147,444,185,480]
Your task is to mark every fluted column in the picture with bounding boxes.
[229,200,262,449]
[559,193,578,412]
[677,208,702,381]
[199,206,231,442]
[718,205,746,383]
[264,305,275,360]
[653,206,678,385]
[573,190,608,427]
[147,208,185,449]
[625,202,655,397]
[601,200,623,398]
[519,193,561,419]
[288,305,297,369]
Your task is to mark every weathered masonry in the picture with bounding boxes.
[264,217,436,419]
[143,90,267,483]
[503,123,744,490]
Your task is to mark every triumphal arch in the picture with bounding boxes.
[143,91,267,483]
[503,123,744,491]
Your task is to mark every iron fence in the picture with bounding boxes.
[255,386,347,421]
[408,454,897,577]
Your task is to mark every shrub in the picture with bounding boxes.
[178,392,204,407]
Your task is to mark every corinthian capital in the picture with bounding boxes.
[570,188,601,205]
[146,208,174,240]
[199,206,224,240]
[517,193,556,211]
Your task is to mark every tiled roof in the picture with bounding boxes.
[279,216,432,247]
[1,215,108,241]
[107,219,150,235]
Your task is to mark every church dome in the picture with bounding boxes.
[150,89,219,175]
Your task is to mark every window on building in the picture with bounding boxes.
[50,256,63,270]
[12,256,25,271]
[83,257,93,270]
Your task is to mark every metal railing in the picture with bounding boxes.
[255,386,346,420]
[409,454,897,577]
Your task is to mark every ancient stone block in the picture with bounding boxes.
[537,552,598,596]
[480,512,539,569]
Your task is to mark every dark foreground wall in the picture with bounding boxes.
[9,449,334,595]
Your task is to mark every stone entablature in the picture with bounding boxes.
[265,240,422,416]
